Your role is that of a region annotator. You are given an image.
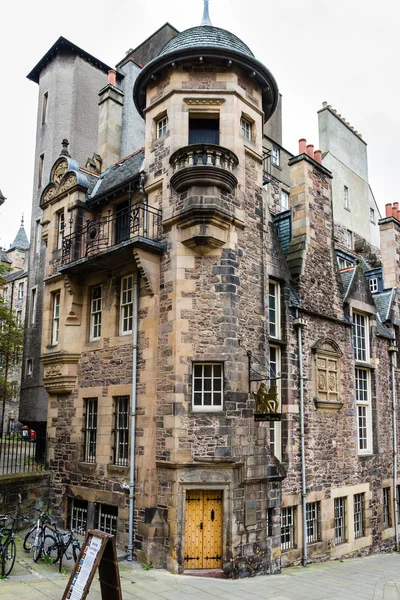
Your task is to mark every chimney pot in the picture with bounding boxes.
[108,69,117,86]
[314,150,322,164]
[299,139,307,154]
[306,144,314,158]
[386,203,393,218]
[393,202,399,217]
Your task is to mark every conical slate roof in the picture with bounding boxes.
[8,221,30,251]
[158,25,254,58]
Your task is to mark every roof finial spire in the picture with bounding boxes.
[21,214,24,227]
[201,0,212,26]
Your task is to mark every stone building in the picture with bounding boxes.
[1,218,30,433]
[20,0,400,578]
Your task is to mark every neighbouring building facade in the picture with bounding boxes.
[20,1,400,578]
[1,217,30,433]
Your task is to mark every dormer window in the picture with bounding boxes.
[369,278,378,294]
[189,114,219,145]
[157,116,168,139]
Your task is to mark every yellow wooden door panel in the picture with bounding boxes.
[184,490,203,569]
[202,491,223,569]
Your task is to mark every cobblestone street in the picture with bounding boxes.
[1,538,400,600]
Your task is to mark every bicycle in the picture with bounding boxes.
[23,508,53,562]
[0,514,29,577]
[43,525,81,570]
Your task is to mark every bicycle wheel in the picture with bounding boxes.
[23,525,37,552]
[33,531,45,562]
[42,534,60,564]
[72,540,81,563]
[2,538,16,577]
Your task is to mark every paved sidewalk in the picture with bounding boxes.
[1,539,400,599]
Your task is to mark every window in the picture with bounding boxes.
[272,146,280,167]
[334,497,346,544]
[355,368,372,453]
[70,499,88,535]
[26,359,33,376]
[114,396,129,466]
[383,488,391,528]
[90,286,102,341]
[369,278,378,294]
[353,493,364,538]
[189,114,219,145]
[38,153,44,188]
[268,281,280,338]
[397,485,400,525]
[57,211,65,250]
[338,257,353,270]
[157,115,168,139]
[52,292,60,346]
[352,312,369,362]
[281,506,295,550]
[94,504,118,537]
[306,502,319,543]
[35,220,41,254]
[269,345,281,461]
[16,311,22,325]
[18,282,24,299]
[280,191,289,211]
[84,398,97,463]
[120,276,133,335]
[344,186,349,210]
[346,230,353,250]
[241,117,251,140]
[2,287,8,300]
[370,207,375,223]
[192,363,223,411]
[42,91,48,125]
[30,288,37,325]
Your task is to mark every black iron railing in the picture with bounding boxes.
[61,202,162,266]
[0,435,46,476]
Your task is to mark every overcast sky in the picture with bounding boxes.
[0,0,398,248]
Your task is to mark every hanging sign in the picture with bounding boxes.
[253,383,281,422]
[62,530,122,600]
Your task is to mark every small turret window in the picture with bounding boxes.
[157,116,168,138]
[241,117,251,141]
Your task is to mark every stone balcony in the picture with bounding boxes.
[169,144,239,195]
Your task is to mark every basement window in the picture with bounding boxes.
[94,504,118,537]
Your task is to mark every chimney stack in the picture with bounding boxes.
[380,202,400,288]
[98,71,124,171]
[299,138,307,154]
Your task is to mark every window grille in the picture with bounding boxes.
[114,396,129,466]
[281,506,295,550]
[192,363,223,411]
[306,502,319,543]
[383,488,391,528]
[84,398,97,463]
[353,493,364,539]
[334,497,346,544]
[94,504,118,537]
[70,499,88,535]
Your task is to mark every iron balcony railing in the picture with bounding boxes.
[61,202,162,266]
[0,434,46,476]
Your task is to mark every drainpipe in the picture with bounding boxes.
[127,274,140,561]
[389,343,398,550]
[294,310,307,566]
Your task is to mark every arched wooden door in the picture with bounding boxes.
[184,490,223,569]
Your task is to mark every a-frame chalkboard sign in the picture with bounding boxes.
[62,529,122,600]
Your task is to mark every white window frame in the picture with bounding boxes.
[281,506,295,550]
[346,229,353,250]
[369,278,378,294]
[352,312,370,363]
[35,219,41,254]
[16,310,22,325]
[241,117,251,141]
[57,211,65,250]
[306,502,319,543]
[157,116,168,139]
[18,282,24,299]
[120,275,133,335]
[280,190,289,211]
[268,281,281,339]
[192,363,223,412]
[370,207,375,223]
[334,497,346,544]
[272,145,280,167]
[26,359,33,376]
[269,345,281,461]
[52,291,61,346]
[353,493,365,539]
[355,367,372,454]
[90,285,102,341]
[30,288,37,325]
[344,185,349,210]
